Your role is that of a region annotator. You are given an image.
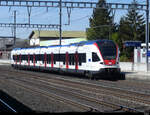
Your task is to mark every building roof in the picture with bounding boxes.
[29,30,86,39]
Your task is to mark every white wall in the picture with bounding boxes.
[120,62,147,72]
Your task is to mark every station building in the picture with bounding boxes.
[29,30,87,46]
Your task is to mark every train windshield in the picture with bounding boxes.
[96,40,117,60]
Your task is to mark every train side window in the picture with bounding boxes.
[78,55,82,66]
[21,55,24,61]
[25,55,27,61]
[82,53,86,63]
[35,55,37,62]
[30,55,33,63]
[40,54,44,63]
[17,55,19,62]
[69,54,72,65]
[47,54,51,64]
[34,54,37,63]
[49,54,51,64]
[60,54,65,65]
[46,54,49,64]
[54,54,56,64]
[72,54,74,65]
[13,55,15,60]
[38,54,41,61]
[92,52,100,62]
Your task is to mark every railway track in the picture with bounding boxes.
[97,79,150,94]
[7,69,150,106]
[3,75,141,113]
[0,68,146,113]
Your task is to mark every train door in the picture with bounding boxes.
[77,45,87,71]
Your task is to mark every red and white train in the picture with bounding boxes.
[11,40,121,78]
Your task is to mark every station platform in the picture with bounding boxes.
[122,71,150,81]
[0,59,150,81]
[0,59,11,65]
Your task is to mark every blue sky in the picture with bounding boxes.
[0,0,146,39]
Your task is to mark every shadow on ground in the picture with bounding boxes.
[12,66,128,81]
[0,90,34,112]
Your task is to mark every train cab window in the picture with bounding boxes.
[92,52,100,62]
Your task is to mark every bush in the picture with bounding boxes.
[120,55,130,62]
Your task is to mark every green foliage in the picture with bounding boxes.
[86,0,114,40]
[118,1,145,61]
[86,0,145,62]
[120,55,130,62]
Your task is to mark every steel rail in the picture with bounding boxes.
[13,68,150,97]
[4,71,144,113]
[28,76,150,107]
[7,79,100,112]
[0,98,17,113]
[0,68,146,111]
[4,68,150,106]
[5,68,150,100]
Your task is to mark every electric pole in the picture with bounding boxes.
[59,0,62,45]
[13,10,16,48]
[146,0,149,72]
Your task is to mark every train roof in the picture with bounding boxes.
[12,39,114,51]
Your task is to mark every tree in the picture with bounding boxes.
[119,1,145,42]
[86,0,114,40]
[118,0,145,61]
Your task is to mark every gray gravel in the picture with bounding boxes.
[0,65,150,113]
[0,74,83,113]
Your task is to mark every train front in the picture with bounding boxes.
[94,40,120,75]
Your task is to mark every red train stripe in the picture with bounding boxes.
[51,53,53,68]
[33,54,35,67]
[66,52,69,69]
[75,52,78,70]
[94,43,104,61]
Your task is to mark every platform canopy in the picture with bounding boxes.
[124,41,141,47]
